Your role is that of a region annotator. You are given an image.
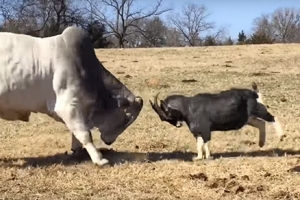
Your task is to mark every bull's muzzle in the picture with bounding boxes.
[134,96,143,104]
[176,121,183,127]
[125,96,143,116]
[104,141,113,146]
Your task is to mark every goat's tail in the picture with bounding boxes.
[252,82,264,104]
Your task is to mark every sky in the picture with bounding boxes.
[135,0,299,40]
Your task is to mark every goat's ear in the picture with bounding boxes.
[160,100,168,112]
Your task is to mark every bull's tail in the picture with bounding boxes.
[252,82,264,104]
[252,82,284,141]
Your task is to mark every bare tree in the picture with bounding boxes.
[252,7,300,43]
[0,0,85,37]
[86,0,171,48]
[136,17,167,47]
[252,14,276,41]
[168,3,215,46]
[272,7,300,43]
[165,27,185,47]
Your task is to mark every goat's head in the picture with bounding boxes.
[149,93,185,128]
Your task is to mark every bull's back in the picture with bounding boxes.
[0,32,58,113]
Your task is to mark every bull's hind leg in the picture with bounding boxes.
[247,117,266,147]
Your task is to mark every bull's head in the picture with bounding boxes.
[93,95,143,146]
[149,93,184,128]
[92,66,144,145]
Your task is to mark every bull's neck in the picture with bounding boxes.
[100,64,134,101]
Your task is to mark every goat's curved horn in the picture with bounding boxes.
[149,93,169,121]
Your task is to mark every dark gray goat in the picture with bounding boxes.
[149,83,283,160]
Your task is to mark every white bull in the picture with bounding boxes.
[0,26,143,167]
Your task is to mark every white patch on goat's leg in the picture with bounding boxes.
[203,141,211,159]
[247,117,266,147]
[271,117,284,141]
[193,136,204,161]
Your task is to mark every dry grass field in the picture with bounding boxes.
[1,44,300,199]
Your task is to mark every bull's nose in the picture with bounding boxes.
[134,96,143,104]
[105,141,113,146]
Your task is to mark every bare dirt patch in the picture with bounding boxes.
[1,44,300,199]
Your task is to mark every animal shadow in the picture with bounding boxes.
[1,148,300,169]
[0,148,196,168]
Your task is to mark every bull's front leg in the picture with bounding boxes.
[54,101,109,167]
[71,132,83,151]
[70,132,91,158]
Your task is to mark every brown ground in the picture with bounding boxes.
[1,44,300,199]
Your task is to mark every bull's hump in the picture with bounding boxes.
[61,26,93,51]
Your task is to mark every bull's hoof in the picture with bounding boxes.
[93,158,110,168]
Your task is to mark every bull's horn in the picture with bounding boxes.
[134,96,143,104]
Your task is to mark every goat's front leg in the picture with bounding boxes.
[193,136,204,160]
[202,132,212,160]
[247,116,266,147]
[192,135,212,160]
[190,123,212,161]
[271,117,284,141]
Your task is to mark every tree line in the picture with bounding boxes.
[0,0,299,48]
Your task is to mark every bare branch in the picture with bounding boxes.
[85,0,172,48]
[168,3,214,46]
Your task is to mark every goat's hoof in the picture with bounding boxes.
[193,156,204,161]
[205,156,213,160]
[258,142,265,148]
